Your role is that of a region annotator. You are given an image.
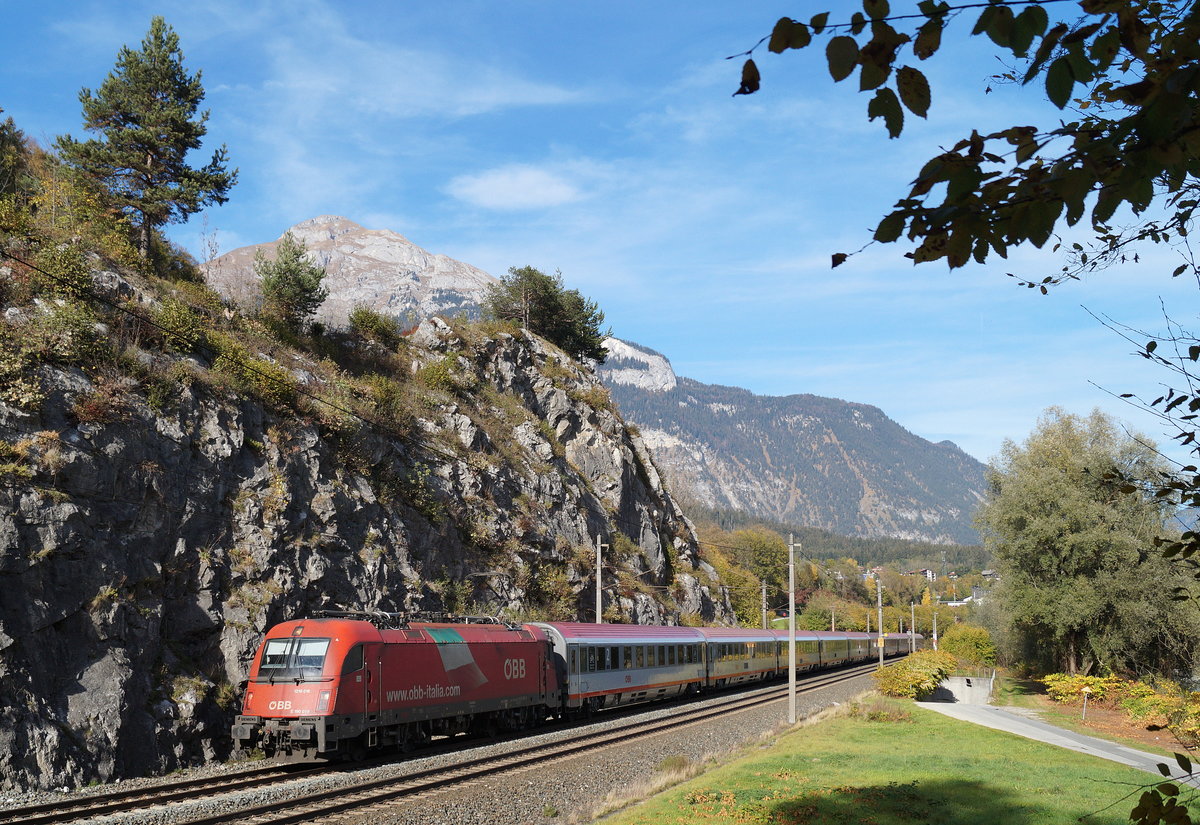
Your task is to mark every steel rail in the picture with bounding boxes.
[0,763,327,825]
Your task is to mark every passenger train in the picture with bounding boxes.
[231,611,919,760]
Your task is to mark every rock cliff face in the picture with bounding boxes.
[598,339,987,545]
[202,215,497,327]
[0,268,726,790]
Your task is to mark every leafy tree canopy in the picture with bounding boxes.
[976,407,1200,676]
[256,232,328,333]
[56,16,236,257]
[483,265,610,363]
[733,1,1199,280]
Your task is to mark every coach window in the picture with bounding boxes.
[610,647,619,669]
[587,646,596,672]
[635,646,644,668]
[668,645,676,666]
[623,646,632,669]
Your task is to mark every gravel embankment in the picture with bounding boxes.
[355,673,875,825]
[0,673,873,825]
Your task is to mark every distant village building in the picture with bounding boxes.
[905,568,937,581]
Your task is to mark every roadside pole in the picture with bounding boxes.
[595,535,607,624]
[788,534,797,725]
[876,577,884,667]
[761,581,767,630]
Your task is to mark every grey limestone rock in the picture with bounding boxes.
[0,314,730,792]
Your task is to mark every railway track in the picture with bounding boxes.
[2,661,877,825]
[0,762,328,825]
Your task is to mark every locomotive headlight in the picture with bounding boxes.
[245,691,254,710]
[316,690,331,712]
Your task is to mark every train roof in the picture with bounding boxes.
[263,618,546,645]
[808,631,873,639]
[530,622,706,643]
[698,626,793,642]
[763,633,830,642]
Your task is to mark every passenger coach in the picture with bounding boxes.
[530,622,707,713]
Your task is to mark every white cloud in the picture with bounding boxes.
[446,165,583,210]
[261,16,578,122]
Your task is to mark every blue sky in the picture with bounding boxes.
[2,1,1195,465]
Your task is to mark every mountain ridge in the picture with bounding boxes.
[598,338,987,545]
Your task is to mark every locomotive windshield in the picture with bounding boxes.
[255,637,331,682]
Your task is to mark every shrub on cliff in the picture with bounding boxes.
[482,265,608,363]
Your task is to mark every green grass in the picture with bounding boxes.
[992,676,1043,709]
[600,700,1159,825]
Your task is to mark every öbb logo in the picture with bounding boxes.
[268,700,293,711]
[503,658,526,680]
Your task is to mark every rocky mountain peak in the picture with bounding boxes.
[287,214,369,243]
[202,217,498,328]
[598,338,678,393]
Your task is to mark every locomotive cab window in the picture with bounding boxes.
[255,637,330,682]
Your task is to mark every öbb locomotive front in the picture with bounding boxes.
[231,612,555,759]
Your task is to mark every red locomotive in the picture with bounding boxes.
[231,612,555,759]
[232,610,921,760]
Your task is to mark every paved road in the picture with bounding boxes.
[915,699,1197,784]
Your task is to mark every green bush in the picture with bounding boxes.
[873,650,958,699]
[416,353,475,394]
[1041,673,1125,704]
[209,331,296,406]
[154,297,206,353]
[349,305,403,349]
[939,624,996,666]
[34,242,92,299]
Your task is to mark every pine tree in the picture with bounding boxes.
[483,265,609,363]
[256,232,328,332]
[56,17,236,257]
